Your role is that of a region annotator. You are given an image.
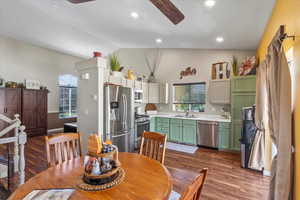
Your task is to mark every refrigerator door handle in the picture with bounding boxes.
[124,94,128,130]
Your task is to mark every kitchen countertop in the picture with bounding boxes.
[147,113,231,123]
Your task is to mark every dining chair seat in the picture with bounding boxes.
[45,133,82,167]
[139,131,167,164]
[168,167,208,200]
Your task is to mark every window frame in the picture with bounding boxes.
[172,82,206,112]
[58,75,78,119]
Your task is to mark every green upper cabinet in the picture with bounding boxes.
[231,75,256,93]
[230,75,256,151]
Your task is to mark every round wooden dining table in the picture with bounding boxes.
[9,152,172,200]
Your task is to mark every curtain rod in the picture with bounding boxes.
[280,25,296,41]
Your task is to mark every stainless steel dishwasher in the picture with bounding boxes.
[197,121,219,148]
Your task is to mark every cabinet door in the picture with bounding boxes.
[150,117,156,132]
[182,125,197,145]
[142,82,148,103]
[170,123,182,142]
[22,90,37,130]
[231,76,256,93]
[148,83,159,103]
[231,92,255,150]
[231,121,242,151]
[159,83,169,104]
[218,122,231,150]
[209,80,230,104]
[0,89,6,133]
[36,90,47,129]
[5,88,21,119]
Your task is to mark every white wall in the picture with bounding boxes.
[115,48,255,114]
[0,36,83,112]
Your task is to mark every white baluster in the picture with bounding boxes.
[14,115,20,173]
[18,125,27,185]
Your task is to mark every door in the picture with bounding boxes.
[22,90,37,130]
[36,90,47,129]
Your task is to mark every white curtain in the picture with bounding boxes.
[265,28,292,200]
[248,61,267,170]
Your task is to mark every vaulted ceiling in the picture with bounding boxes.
[0,0,275,57]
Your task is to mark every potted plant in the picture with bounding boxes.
[232,56,238,76]
[109,54,123,77]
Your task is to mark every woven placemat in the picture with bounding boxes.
[77,168,125,191]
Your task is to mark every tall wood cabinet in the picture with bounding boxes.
[230,75,256,151]
[22,89,48,137]
[0,88,48,137]
[0,88,22,135]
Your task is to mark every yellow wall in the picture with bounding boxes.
[257,0,300,199]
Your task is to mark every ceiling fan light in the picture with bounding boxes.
[131,12,139,19]
[204,0,216,8]
[156,38,163,44]
[216,37,224,43]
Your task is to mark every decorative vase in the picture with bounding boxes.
[148,72,156,83]
[111,71,123,78]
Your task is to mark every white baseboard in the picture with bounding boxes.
[263,170,271,177]
[47,128,63,133]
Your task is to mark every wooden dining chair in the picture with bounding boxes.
[45,133,82,167]
[139,131,167,164]
[180,168,208,200]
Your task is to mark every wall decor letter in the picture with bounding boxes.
[180,67,197,79]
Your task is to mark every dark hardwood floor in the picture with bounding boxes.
[11,136,269,200]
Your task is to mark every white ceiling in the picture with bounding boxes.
[0,0,275,58]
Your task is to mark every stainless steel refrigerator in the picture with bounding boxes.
[103,85,135,152]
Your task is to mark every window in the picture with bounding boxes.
[173,82,206,112]
[59,74,78,118]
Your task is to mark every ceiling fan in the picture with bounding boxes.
[66,0,185,25]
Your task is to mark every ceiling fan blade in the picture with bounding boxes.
[150,0,185,25]
[66,0,95,4]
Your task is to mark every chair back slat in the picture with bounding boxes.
[45,133,82,167]
[180,168,208,200]
[139,132,167,164]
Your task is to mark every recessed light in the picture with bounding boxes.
[204,0,216,8]
[156,38,163,44]
[131,12,139,19]
[216,37,224,43]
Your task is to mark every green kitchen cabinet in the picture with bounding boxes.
[231,75,256,93]
[218,122,231,150]
[230,76,256,151]
[150,117,156,132]
[170,123,182,142]
[155,117,170,138]
[182,124,197,145]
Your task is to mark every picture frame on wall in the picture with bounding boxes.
[25,79,41,90]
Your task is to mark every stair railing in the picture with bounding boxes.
[0,114,27,186]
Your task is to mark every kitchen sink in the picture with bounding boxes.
[174,114,197,118]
